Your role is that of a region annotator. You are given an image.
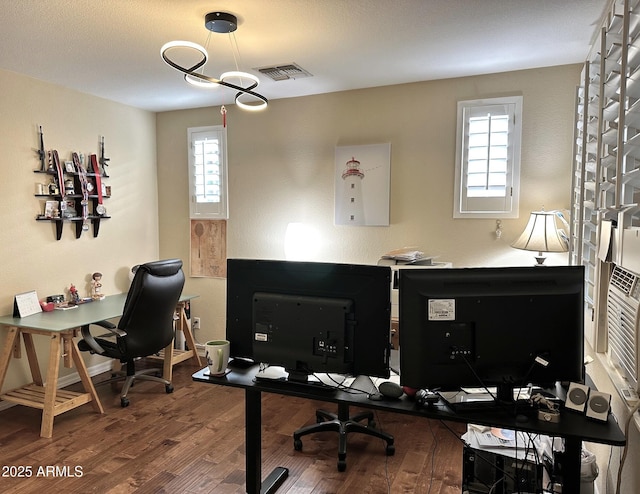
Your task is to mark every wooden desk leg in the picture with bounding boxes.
[40,333,63,438]
[63,336,73,368]
[0,326,19,392]
[22,332,43,386]
[163,342,174,383]
[178,303,201,366]
[69,337,104,414]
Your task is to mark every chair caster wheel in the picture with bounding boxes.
[337,460,346,472]
[293,438,302,451]
[121,397,130,408]
[386,444,395,456]
[165,384,174,394]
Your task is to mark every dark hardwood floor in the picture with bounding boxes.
[0,360,464,493]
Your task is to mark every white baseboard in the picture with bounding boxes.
[0,360,113,412]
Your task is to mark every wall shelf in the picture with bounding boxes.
[33,142,111,240]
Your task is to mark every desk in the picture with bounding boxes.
[147,295,201,381]
[193,365,626,494]
[0,293,198,438]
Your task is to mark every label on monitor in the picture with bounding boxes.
[254,332,269,342]
[427,299,455,321]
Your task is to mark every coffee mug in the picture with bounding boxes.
[205,340,230,376]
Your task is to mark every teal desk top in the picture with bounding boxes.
[0,293,198,332]
[0,293,128,332]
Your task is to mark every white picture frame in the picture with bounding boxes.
[335,143,391,226]
[44,200,58,218]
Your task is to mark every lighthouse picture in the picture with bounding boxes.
[335,143,390,226]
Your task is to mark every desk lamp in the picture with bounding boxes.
[511,210,569,265]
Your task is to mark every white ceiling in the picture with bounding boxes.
[0,0,608,113]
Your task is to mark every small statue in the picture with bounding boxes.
[91,272,105,300]
[69,283,80,304]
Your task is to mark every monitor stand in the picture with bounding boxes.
[253,366,338,392]
[438,390,496,411]
[439,384,538,422]
[229,357,255,369]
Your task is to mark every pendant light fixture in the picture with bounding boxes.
[160,11,267,111]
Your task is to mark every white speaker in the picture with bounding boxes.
[565,382,590,413]
[586,391,611,422]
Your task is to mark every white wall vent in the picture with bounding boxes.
[256,63,312,81]
[607,264,640,393]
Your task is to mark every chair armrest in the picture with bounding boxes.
[93,320,127,337]
[80,321,127,354]
[93,320,116,329]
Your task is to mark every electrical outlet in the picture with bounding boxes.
[192,317,200,330]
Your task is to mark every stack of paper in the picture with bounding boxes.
[380,247,434,265]
[462,425,552,462]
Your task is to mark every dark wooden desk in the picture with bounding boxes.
[193,364,626,494]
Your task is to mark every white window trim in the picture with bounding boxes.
[188,125,228,219]
[453,96,522,219]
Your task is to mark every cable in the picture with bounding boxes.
[607,441,615,494]
[457,351,498,401]
[438,420,520,492]
[488,477,503,494]
[615,400,640,494]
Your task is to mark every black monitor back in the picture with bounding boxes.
[226,258,391,378]
[399,266,585,392]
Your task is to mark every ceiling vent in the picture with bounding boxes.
[257,63,312,81]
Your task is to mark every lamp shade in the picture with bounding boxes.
[511,210,569,253]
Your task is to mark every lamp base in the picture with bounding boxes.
[534,252,546,266]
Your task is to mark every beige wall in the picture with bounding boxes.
[0,68,158,391]
[157,64,580,345]
[159,64,640,492]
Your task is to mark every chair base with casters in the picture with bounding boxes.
[78,322,175,408]
[99,358,173,408]
[293,402,395,472]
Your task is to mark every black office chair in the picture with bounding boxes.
[78,259,185,407]
[293,376,395,472]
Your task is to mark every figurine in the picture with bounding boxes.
[69,283,80,304]
[91,272,105,300]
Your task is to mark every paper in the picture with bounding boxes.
[462,426,551,461]
[13,290,42,318]
[55,303,78,311]
[382,247,427,262]
[190,219,227,278]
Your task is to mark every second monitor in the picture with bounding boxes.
[399,265,585,403]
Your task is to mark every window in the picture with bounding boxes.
[188,126,228,219]
[454,96,522,218]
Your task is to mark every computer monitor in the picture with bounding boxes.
[226,258,392,382]
[399,266,585,403]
